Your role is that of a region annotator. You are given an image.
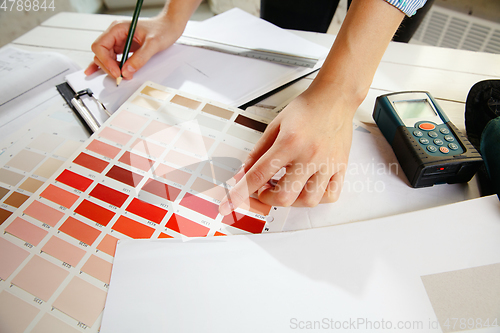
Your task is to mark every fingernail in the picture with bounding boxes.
[126,65,136,73]
[219,200,234,216]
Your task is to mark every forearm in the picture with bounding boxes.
[157,0,204,37]
[307,0,405,116]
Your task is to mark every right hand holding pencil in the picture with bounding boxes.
[84,16,183,80]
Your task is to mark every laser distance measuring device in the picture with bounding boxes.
[373,91,483,188]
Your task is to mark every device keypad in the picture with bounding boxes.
[411,122,463,156]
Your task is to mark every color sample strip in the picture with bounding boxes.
[32,314,80,333]
[81,255,112,284]
[235,114,267,132]
[221,211,266,234]
[191,177,225,201]
[59,217,101,246]
[195,114,225,131]
[0,186,9,200]
[0,208,13,225]
[180,192,219,219]
[0,291,39,333]
[125,198,167,224]
[74,200,115,226]
[86,140,121,159]
[0,168,24,186]
[158,232,173,239]
[166,214,210,237]
[73,152,109,173]
[6,149,45,172]
[227,125,260,144]
[175,131,215,157]
[131,138,165,159]
[171,95,201,109]
[154,163,191,185]
[141,120,180,143]
[52,277,107,327]
[141,178,181,202]
[19,177,44,193]
[106,165,144,188]
[56,169,93,192]
[54,140,83,159]
[41,236,86,267]
[97,234,119,257]
[23,200,64,227]
[202,103,233,120]
[119,151,154,172]
[11,255,69,301]
[111,216,155,239]
[141,86,170,100]
[99,127,132,146]
[40,184,79,208]
[213,142,248,170]
[111,110,148,134]
[201,162,235,184]
[131,95,162,111]
[0,237,30,280]
[28,133,65,153]
[89,183,128,208]
[5,217,48,246]
[4,191,29,208]
[164,150,201,171]
[34,158,64,179]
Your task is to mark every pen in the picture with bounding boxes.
[117,0,144,86]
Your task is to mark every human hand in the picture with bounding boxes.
[84,16,183,80]
[219,88,356,215]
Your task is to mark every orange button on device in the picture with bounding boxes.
[419,123,435,131]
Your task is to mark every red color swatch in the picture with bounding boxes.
[118,151,154,172]
[89,183,128,208]
[86,140,121,159]
[112,216,155,239]
[56,169,93,192]
[221,211,266,234]
[141,178,181,202]
[73,152,109,173]
[179,192,219,219]
[166,214,210,237]
[125,198,167,224]
[59,217,101,245]
[106,165,143,187]
[40,184,78,209]
[74,200,115,226]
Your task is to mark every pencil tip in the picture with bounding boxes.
[116,76,122,87]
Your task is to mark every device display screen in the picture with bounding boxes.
[393,99,436,119]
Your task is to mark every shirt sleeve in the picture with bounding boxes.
[384,0,427,17]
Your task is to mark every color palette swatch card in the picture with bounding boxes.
[0,81,289,332]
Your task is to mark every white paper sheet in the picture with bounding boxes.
[182,8,328,60]
[101,195,500,333]
[0,46,80,141]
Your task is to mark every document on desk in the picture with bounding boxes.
[0,82,289,332]
[101,195,500,333]
[0,46,80,141]
[65,8,328,126]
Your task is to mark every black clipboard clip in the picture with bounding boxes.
[70,88,111,133]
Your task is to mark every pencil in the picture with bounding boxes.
[117,0,144,86]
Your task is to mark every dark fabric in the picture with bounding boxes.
[261,0,433,42]
[466,80,500,198]
[481,117,500,199]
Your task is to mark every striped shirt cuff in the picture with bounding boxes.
[384,0,427,16]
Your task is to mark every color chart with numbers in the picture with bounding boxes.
[0,82,289,332]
